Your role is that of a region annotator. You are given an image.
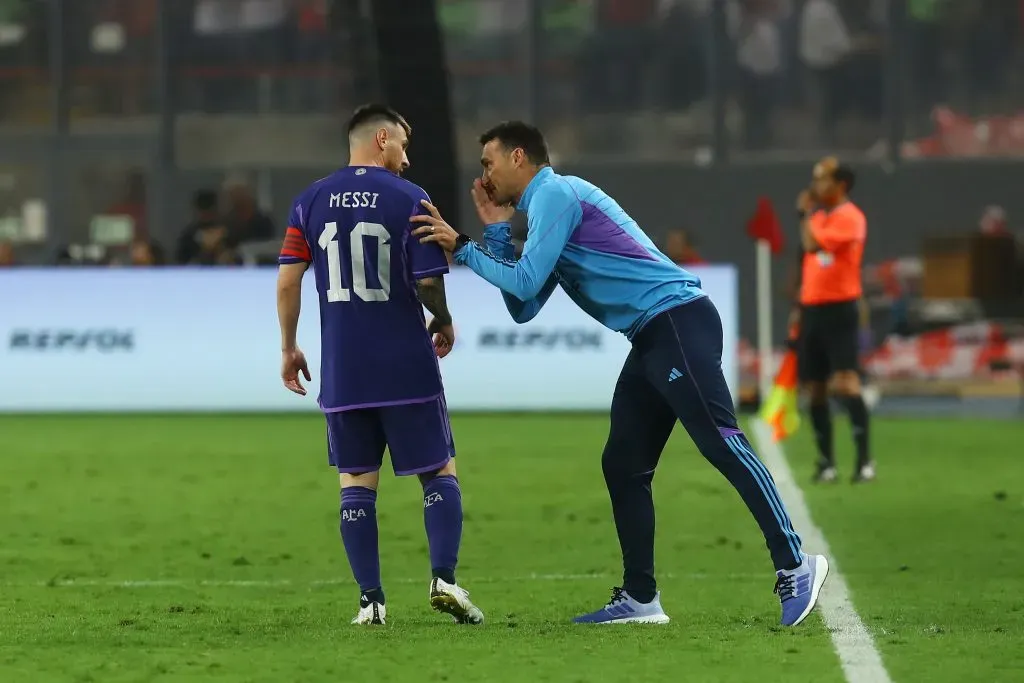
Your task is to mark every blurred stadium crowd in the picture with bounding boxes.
[0,168,710,269]
[0,1,1021,143]
[0,0,1022,268]
[0,173,279,267]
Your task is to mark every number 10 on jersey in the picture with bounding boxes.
[319,221,392,303]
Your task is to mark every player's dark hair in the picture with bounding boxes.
[833,165,856,193]
[479,121,550,166]
[347,103,411,137]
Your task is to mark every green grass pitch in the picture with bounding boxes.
[1,414,1021,682]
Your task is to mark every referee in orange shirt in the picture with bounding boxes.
[796,158,875,483]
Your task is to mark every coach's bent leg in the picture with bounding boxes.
[602,350,677,603]
[649,299,803,571]
[419,461,463,585]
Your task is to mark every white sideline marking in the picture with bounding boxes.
[751,420,893,683]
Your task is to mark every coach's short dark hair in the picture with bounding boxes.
[347,104,410,136]
[479,121,550,165]
[833,165,856,192]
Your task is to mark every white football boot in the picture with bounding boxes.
[429,578,484,625]
[351,595,386,625]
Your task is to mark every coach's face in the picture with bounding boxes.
[480,140,524,207]
[379,124,410,175]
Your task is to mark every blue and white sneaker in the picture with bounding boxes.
[573,587,671,624]
[775,553,829,626]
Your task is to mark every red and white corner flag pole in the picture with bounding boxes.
[746,197,785,403]
[756,239,774,402]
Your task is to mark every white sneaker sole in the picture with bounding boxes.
[595,613,671,625]
[789,554,829,627]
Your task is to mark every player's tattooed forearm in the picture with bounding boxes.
[417,277,453,326]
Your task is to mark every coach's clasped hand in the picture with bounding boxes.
[796,189,815,217]
[471,178,515,225]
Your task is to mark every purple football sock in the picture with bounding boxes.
[422,475,462,584]
[340,486,381,596]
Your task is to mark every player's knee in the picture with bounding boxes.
[340,471,380,491]
[418,459,457,487]
[831,371,861,397]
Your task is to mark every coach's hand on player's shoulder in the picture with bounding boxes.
[471,178,514,225]
[411,200,460,252]
[281,347,311,396]
[427,317,455,359]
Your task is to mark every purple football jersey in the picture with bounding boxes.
[279,166,449,411]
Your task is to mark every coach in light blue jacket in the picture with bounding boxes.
[412,121,828,627]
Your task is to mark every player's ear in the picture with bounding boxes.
[376,127,388,150]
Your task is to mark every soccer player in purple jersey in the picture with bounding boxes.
[276,104,484,626]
